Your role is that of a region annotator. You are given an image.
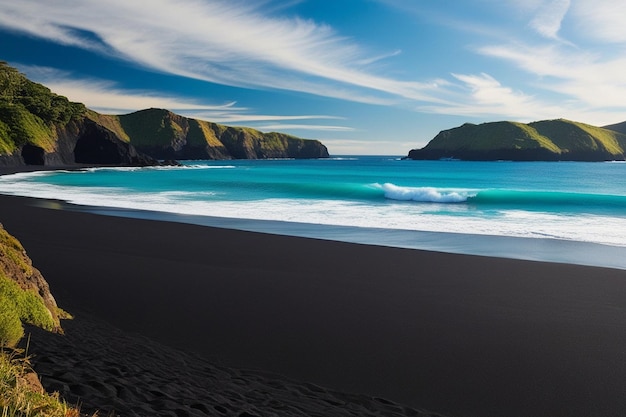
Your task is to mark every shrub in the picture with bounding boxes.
[0,295,23,347]
[0,273,55,347]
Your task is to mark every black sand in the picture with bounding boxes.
[2,193,626,417]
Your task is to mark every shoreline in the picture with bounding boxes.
[10,192,625,271]
[69,202,626,271]
[2,162,626,271]
[2,193,626,416]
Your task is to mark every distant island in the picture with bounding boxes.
[0,62,329,168]
[406,119,626,161]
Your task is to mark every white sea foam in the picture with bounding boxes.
[182,164,237,169]
[2,172,626,249]
[374,183,475,203]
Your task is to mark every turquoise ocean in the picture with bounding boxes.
[2,156,626,269]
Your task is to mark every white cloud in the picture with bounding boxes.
[0,0,441,106]
[420,72,550,119]
[528,0,570,40]
[5,0,626,129]
[191,114,345,123]
[477,43,626,115]
[256,124,355,132]
[570,0,626,43]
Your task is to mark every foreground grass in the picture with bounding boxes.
[0,348,84,417]
[1,224,88,416]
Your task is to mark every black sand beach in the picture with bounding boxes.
[2,193,626,416]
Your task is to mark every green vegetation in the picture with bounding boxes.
[116,107,325,158]
[189,120,223,147]
[0,274,55,347]
[0,62,85,155]
[0,226,33,277]
[118,108,186,147]
[427,121,561,153]
[0,349,82,417]
[412,118,626,160]
[604,120,626,135]
[531,119,626,156]
[85,110,129,142]
[0,226,68,347]
[0,226,81,416]
[0,62,326,161]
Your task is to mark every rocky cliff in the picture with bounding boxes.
[407,119,626,161]
[0,62,329,168]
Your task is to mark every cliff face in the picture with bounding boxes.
[407,119,626,161]
[0,62,329,167]
[1,117,159,167]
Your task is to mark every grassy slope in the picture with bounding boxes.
[0,350,83,417]
[531,119,626,155]
[0,226,80,415]
[425,119,626,157]
[603,121,626,135]
[192,120,225,147]
[0,227,58,347]
[427,121,561,153]
[85,110,130,142]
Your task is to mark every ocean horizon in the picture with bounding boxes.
[1,156,625,270]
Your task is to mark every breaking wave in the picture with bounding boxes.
[374,183,475,203]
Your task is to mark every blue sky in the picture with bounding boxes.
[1,0,625,155]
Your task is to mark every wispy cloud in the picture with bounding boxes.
[477,40,626,117]
[256,124,356,132]
[4,0,626,128]
[528,0,570,40]
[419,72,559,120]
[0,0,442,106]
[570,0,626,43]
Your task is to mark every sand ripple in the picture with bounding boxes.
[24,315,442,417]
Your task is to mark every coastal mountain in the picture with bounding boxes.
[0,62,328,167]
[406,119,626,161]
[90,107,329,160]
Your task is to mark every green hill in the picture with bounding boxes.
[603,120,626,136]
[407,119,626,161]
[110,108,329,160]
[0,62,328,167]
